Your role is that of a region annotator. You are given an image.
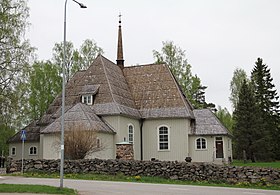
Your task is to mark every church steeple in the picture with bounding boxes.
[116,13,124,69]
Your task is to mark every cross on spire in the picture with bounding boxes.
[118,12,122,24]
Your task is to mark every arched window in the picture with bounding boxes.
[96,138,101,148]
[29,146,37,155]
[128,124,134,144]
[158,126,169,150]
[196,138,207,150]
[11,147,16,156]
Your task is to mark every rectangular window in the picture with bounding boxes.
[82,95,93,105]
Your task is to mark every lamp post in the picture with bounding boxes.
[60,0,87,189]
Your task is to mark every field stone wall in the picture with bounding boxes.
[6,158,280,184]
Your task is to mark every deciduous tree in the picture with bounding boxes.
[52,39,103,82]
[55,123,102,160]
[29,61,61,120]
[229,68,248,111]
[0,0,34,128]
[153,41,213,109]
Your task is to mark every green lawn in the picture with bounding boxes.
[232,160,280,169]
[0,184,77,194]
[18,172,280,191]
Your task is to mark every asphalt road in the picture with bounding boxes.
[0,176,279,195]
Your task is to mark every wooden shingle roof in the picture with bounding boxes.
[192,109,232,136]
[42,103,115,134]
[123,64,194,118]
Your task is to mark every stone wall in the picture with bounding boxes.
[6,158,280,184]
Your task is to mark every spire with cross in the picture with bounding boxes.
[116,12,124,68]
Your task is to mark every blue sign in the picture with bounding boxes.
[21,130,26,141]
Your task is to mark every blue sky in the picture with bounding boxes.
[26,0,280,112]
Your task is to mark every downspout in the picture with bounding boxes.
[140,118,145,161]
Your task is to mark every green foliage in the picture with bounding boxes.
[29,61,62,120]
[229,68,248,110]
[153,41,213,109]
[52,39,103,82]
[251,58,280,159]
[0,184,77,194]
[0,0,34,129]
[215,106,233,132]
[0,124,15,156]
[233,80,262,161]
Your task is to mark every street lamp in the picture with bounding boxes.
[60,0,87,189]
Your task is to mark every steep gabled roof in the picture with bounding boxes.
[192,109,232,136]
[42,103,115,134]
[123,64,194,119]
[8,121,40,143]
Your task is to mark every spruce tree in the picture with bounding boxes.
[251,58,280,160]
[233,80,261,161]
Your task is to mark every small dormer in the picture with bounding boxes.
[82,94,93,105]
[79,84,100,106]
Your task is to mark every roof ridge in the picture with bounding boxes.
[100,56,121,113]
[124,63,164,69]
[79,103,99,129]
[165,64,194,118]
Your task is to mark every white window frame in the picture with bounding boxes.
[158,125,170,151]
[29,146,37,155]
[195,137,207,150]
[11,147,16,156]
[82,94,93,105]
[128,124,134,144]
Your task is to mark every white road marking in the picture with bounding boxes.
[168,187,190,191]
[0,176,3,179]
[243,192,265,195]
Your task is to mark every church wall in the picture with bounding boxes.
[86,133,115,159]
[9,141,40,160]
[142,118,190,161]
[189,135,215,163]
[102,115,141,160]
[41,134,60,159]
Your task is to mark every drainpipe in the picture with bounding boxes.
[140,118,145,161]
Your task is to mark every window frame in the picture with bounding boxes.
[29,146,38,155]
[158,125,170,151]
[128,124,134,144]
[195,137,207,150]
[81,94,93,105]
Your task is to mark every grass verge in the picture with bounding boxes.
[15,172,280,191]
[232,160,280,169]
[0,183,77,194]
